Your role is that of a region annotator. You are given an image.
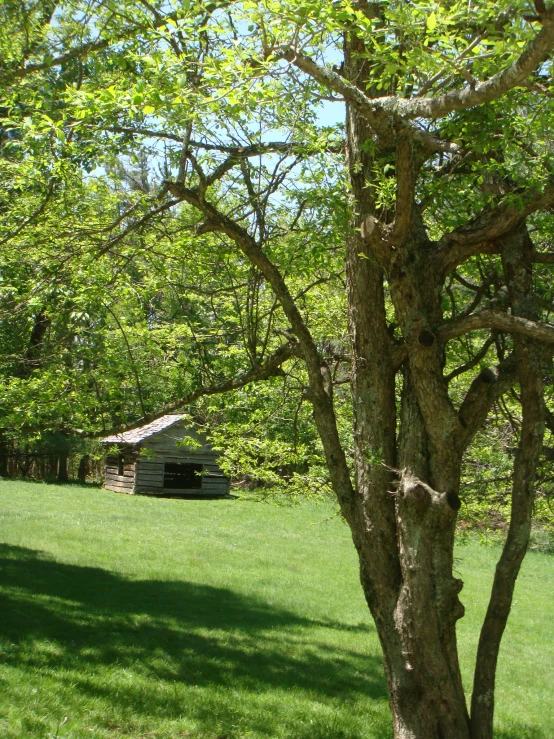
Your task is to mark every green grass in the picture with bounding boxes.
[0,480,552,739]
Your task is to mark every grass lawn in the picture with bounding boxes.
[0,480,552,739]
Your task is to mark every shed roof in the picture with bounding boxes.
[101,414,185,445]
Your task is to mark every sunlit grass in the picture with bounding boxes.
[0,480,552,738]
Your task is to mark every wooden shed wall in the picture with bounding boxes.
[135,456,229,495]
[104,450,137,494]
[136,424,229,496]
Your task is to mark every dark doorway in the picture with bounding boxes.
[163,462,203,490]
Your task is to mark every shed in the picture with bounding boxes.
[101,414,230,496]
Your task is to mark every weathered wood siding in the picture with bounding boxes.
[134,456,229,495]
[137,426,229,495]
[104,450,137,494]
[102,423,230,496]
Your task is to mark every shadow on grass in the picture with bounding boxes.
[0,543,388,736]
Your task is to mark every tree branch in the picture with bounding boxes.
[0,180,55,246]
[446,187,554,246]
[92,340,299,439]
[105,127,343,155]
[102,301,146,417]
[437,185,554,275]
[97,198,180,255]
[164,178,356,512]
[1,8,193,81]
[3,37,113,80]
[272,13,554,149]
[416,7,516,99]
[471,225,545,738]
[438,309,554,345]
[374,9,554,119]
[456,354,517,450]
[446,334,497,382]
[532,249,554,263]
[270,47,458,153]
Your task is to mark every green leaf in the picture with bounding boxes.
[143,105,155,114]
[427,12,437,32]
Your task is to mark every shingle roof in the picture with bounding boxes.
[101,414,185,445]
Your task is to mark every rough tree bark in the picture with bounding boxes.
[342,23,471,735]
[470,227,545,739]
[335,7,548,737]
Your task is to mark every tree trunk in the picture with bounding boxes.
[342,11,470,736]
[48,455,58,478]
[13,308,50,379]
[470,227,545,738]
[77,454,89,482]
[22,453,31,477]
[352,431,470,738]
[57,453,68,482]
[0,432,8,477]
[350,467,470,738]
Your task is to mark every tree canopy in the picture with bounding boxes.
[2,1,554,737]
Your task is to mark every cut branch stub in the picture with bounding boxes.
[398,469,458,522]
[399,470,430,504]
[360,215,376,239]
[195,219,221,235]
[402,478,431,511]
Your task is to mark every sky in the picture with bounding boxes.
[318,100,346,128]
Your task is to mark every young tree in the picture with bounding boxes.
[2,1,554,737]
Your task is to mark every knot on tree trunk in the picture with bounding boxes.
[417,328,436,347]
[436,576,466,628]
[478,367,498,384]
[195,219,220,235]
[399,471,433,511]
[399,469,459,513]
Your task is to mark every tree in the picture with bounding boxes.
[2,1,554,737]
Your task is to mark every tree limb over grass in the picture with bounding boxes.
[164,178,356,510]
[86,340,300,439]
